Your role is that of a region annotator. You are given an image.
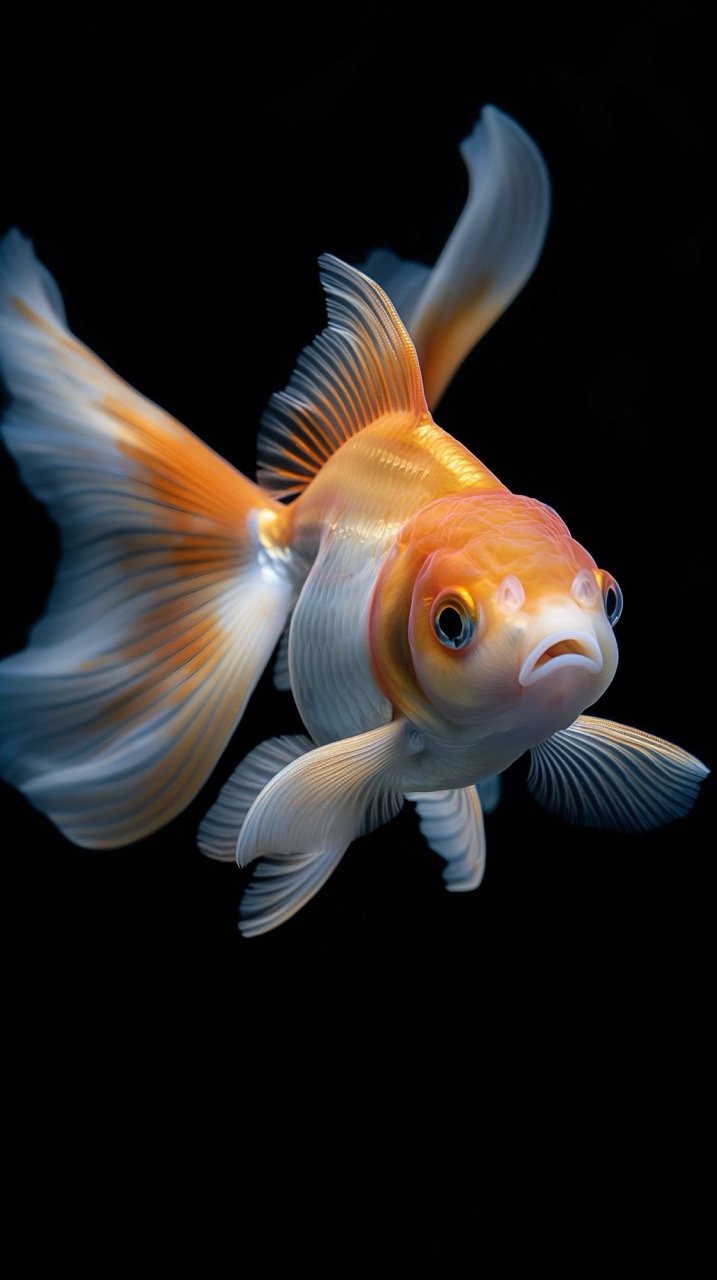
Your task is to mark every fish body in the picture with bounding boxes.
[0,108,707,935]
[281,409,498,749]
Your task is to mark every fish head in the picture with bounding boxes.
[370,492,620,751]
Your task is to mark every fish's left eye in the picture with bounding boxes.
[432,594,475,649]
[602,575,623,627]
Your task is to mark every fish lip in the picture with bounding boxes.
[519,630,603,687]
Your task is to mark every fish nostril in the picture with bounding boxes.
[571,568,600,606]
[496,574,525,614]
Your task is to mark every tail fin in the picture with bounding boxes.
[0,230,295,847]
[362,106,551,409]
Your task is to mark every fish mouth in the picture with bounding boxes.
[519,630,603,687]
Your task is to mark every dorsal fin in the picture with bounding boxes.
[257,255,428,498]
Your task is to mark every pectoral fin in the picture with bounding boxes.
[407,787,486,891]
[198,733,348,936]
[238,849,349,938]
[198,734,313,861]
[528,715,709,831]
[236,719,410,868]
[227,719,412,936]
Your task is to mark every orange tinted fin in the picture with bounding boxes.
[0,230,296,847]
[256,255,428,497]
[363,106,551,409]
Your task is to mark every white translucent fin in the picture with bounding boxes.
[199,733,348,936]
[236,719,409,868]
[198,735,312,861]
[407,788,486,892]
[0,230,296,847]
[363,106,551,409]
[477,773,502,815]
[198,737,350,936]
[238,847,348,938]
[256,255,427,497]
[273,621,291,692]
[528,715,709,832]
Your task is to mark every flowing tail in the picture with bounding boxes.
[0,231,296,847]
[362,105,551,410]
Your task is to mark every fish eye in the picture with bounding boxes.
[602,575,623,627]
[432,594,475,649]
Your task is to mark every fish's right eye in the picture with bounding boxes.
[432,596,475,650]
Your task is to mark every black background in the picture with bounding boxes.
[1,6,711,1273]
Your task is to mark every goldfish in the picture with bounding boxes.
[0,106,707,937]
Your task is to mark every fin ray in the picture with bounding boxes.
[0,231,295,846]
[360,249,430,325]
[408,787,486,891]
[236,720,409,868]
[528,715,708,831]
[238,846,346,938]
[198,734,312,861]
[257,255,427,497]
[198,732,351,936]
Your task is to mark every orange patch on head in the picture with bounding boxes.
[398,491,594,599]
[369,490,596,727]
